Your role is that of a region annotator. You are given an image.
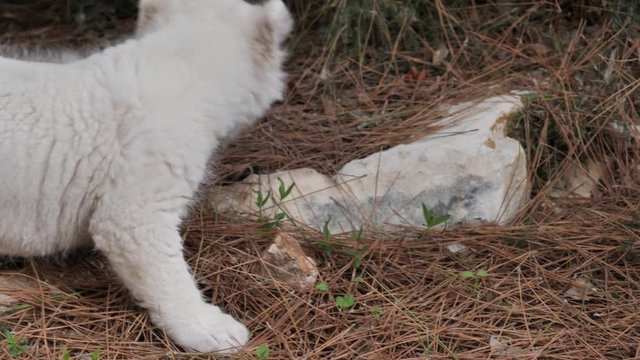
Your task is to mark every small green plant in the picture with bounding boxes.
[252,189,280,229]
[255,344,270,360]
[315,281,329,292]
[90,349,101,360]
[254,189,271,210]
[343,247,368,269]
[460,269,490,292]
[460,269,489,279]
[276,177,295,200]
[322,216,331,240]
[262,212,287,230]
[344,226,367,269]
[353,276,364,285]
[6,304,32,312]
[335,294,356,309]
[351,226,364,242]
[421,204,450,228]
[318,216,335,254]
[369,305,384,320]
[254,189,273,226]
[61,346,70,360]
[3,330,29,358]
[254,179,297,230]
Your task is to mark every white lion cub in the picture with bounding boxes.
[0,0,292,353]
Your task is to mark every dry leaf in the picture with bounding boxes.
[321,96,337,118]
[550,159,606,199]
[565,277,599,301]
[260,232,319,289]
[409,66,419,78]
[603,48,617,85]
[484,138,496,149]
[569,159,606,197]
[528,43,551,56]
[432,44,449,66]
[404,66,427,82]
[490,335,540,358]
[356,92,370,104]
[470,5,480,24]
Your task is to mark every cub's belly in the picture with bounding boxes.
[0,131,105,257]
[0,197,95,257]
[0,232,93,257]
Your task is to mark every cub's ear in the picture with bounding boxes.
[263,0,293,45]
[136,0,174,36]
[250,0,292,71]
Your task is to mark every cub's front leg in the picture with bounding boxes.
[89,194,249,353]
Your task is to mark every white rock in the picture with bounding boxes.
[213,167,337,226]
[215,95,528,233]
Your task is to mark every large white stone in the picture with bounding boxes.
[214,95,528,233]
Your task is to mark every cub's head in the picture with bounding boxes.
[136,0,292,104]
[136,0,292,46]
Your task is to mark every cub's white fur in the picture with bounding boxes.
[0,0,292,353]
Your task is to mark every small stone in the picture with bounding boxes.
[446,243,469,254]
[0,294,15,308]
[260,233,319,289]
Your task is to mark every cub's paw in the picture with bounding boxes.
[165,304,250,353]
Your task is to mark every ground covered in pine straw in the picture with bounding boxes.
[0,1,639,359]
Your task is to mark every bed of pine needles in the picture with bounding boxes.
[0,1,639,359]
